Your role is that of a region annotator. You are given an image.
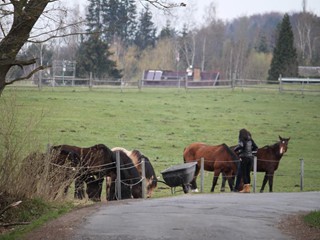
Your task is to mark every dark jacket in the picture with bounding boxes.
[234,139,258,158]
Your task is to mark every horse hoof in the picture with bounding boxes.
[191,189,199,193]
[220,188,225,192]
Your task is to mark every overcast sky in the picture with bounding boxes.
[66,0,320,27]
[203,0,319,20]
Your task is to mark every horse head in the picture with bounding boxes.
[279,136,290,155]
[50,145,80,167]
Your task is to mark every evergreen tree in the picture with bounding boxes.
[101,0,119,41]
[118,0,137,45]
[76,34,122,79]
[134,5,157,50]
[86,0,104,34]
[255,33,269,53]
[268,14,298,81]
[76,0,122,79]
[159,20,176,39]
[102,0,137,45]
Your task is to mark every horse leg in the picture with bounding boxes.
[64,185,69,196]
[97,178,103,199]
[220,173,227,192]
[260,173,268,193]
[268,173,274,192]
[74,176,85,199]
[226,174,234,192]
[211,171,220,192]
[107,174,117,201]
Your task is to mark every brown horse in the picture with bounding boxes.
[50,144,118,201]
[183,142,240,192]
[112,147,157,198]
[221,136,290,192]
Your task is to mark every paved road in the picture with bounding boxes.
[73,192,320,240]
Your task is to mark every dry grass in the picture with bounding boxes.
[0,93,78,208]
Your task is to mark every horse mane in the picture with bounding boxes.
[221,143,239,161]
[261,140,280,150]
[131,149,144,162]
[111,147,142,167]
[111,147,131,156]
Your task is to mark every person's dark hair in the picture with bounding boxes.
[239,128,251,142]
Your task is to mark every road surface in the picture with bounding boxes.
[72,191,320,240]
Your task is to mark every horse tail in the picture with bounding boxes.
[183,147,187,163]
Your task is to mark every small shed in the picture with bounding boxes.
[298,66,320,78]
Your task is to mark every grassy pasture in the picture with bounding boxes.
[1,87,319,198]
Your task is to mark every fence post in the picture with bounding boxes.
[278,74,282,93]
[116,151,121,200]
[300,158,304,191]
[141,158,146,199]
[200,158,204,193]
[253,156,257,193]
[185,76,188,89]
[89,72,93,90]
[46,143,51,153]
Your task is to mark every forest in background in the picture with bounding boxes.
[11,1,320,82]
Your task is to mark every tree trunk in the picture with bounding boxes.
[0,0,50,94]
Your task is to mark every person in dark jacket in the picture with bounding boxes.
[234,128,258,193]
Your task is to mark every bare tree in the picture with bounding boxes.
[0,0,51,94]
[0,0,186,95]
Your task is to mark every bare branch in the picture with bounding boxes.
[0,58,36,68]
[28,31,87,44]
[140,0,186,9]
[5,65,49,86]
[28,20,86,41]
[0,222,30,227]
[0,200,22,216]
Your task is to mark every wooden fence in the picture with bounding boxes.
[9,76,320,94]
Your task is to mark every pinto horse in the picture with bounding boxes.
[112,147,157,198]
[221,136,290,192]
[109,149,143,200]
[183,142,240,192]
[50,144,117,201]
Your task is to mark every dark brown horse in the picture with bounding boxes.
[221,136,290,192]
[51,144,116,201]
[183,142,240,192]
[112,147,157,198]
[52,144,144,201]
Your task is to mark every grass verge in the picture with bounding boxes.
[0,198,74,240]
[304,211,320,228]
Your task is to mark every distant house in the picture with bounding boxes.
[142,68,221,87]
[298,66,320,78]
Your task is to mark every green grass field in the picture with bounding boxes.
[1,87,319,198]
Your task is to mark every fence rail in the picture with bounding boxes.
[278,76,320,93]
[8,76,320,94]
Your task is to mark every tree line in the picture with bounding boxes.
[3,0,320,90]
